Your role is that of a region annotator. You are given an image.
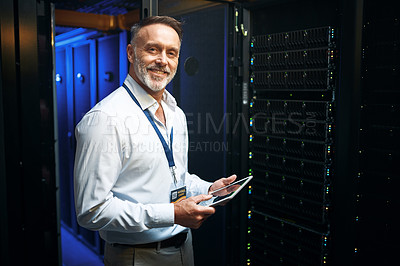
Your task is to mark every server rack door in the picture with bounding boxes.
[73,42,92,126]
[55,48,72,229]
[172,5,229,266]
[97,34,120,101]
[71,40,101,249]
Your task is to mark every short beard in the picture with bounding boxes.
[133,48,177,92]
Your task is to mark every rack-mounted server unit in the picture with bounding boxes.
[247,27,337,265]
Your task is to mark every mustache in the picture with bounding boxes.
[146,64,171,75]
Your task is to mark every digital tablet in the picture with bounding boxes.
[208,176,253,207]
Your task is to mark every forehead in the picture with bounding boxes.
[135,24,180,48]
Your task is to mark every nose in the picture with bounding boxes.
[155,51,168,66]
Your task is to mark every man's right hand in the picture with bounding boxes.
[173,194,216,229]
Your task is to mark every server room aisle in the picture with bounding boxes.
[61,226,104,266]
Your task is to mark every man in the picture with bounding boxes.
[74,16,236,265]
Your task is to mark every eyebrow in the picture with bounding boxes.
[144,42,180,53]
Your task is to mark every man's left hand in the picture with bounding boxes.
[208,174,237,197]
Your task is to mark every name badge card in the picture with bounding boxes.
[170,186,187,203]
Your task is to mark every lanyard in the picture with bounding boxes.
[122,83,177,183]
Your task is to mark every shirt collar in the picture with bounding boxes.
[124,74,177,112]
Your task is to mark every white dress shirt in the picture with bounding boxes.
[74,74,212,245]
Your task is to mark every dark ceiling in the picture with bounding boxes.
[52,0,258,35]
[53,0,140,15]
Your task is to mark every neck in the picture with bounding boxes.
[143,86,164,104]
[129,72,164,104]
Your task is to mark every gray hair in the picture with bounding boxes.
[130,16,183,45]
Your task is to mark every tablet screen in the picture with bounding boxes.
[208,176,253,207]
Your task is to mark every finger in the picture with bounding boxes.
[223,174,237,185]
[200,206,216,215]
[190,194,213,204]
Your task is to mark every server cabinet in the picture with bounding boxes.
[236,0,399,265]
[248,26,337,265]
[1,1,59,264]
[55,29,128,258]
[356,0,400,264]
[56,38,99,250]
[236,0,358,265]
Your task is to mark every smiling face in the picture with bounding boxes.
[127,23,180,94]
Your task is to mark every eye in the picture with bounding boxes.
[148,47,157,53]
[168,51,178,58]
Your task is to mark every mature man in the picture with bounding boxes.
[74,16,236,265]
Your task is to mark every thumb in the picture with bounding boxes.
[191,194,213,204]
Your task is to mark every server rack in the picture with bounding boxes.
[232,0,400,265]
[247,27,337,265]
[0,0,59,264]
[355,0,400,263]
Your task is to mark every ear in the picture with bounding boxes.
[127,44,135,64]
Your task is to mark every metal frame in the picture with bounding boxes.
[141,0,158,19]
[331,0,364,263]
[224,3,251,266]
[0,1,16,265]
[0,0,59,264]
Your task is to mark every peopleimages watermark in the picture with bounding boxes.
[79,111,319,155]
[184,111,318,136]
[80,111,318,137]
[248,111,319,135]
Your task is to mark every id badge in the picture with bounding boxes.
[170,186,186,203]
